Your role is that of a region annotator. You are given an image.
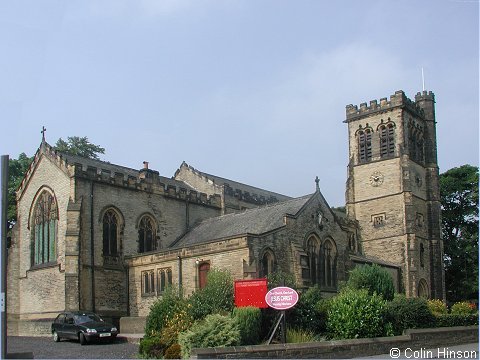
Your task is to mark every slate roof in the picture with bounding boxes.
[173,194,314,247]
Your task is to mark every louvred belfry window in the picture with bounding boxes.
[32,191,57,265]
[380,123,395,158]
[358,129,372,162]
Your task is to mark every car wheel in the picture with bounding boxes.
[53,331,60,342]
[79,332,87,345]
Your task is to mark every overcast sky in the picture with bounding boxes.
[1,0,478,206]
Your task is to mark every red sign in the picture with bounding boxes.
[234,279,268,308]
[265,286,299,310]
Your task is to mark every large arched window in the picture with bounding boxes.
[358,128,372,163]
[322,239,337,288]
[260,249,275,278]
[102,209,119,256]
[379,122,395,158]
[307,237,320,285]
[32,190,57,265]
[138,215,157,253]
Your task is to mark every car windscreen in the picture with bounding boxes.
[74,314,102,324]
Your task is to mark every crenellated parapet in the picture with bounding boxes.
[223,183,280,205]
[72,162,222,208]
[345,90,425,122]
[174,161,289,206]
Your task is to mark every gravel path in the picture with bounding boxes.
[7,336,140,359]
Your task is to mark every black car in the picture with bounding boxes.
[51,311,118,345]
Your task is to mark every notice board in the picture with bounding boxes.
[234,278,268,308]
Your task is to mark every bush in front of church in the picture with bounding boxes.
[187,268,234,320]
[178,313,240,359]
[384,294,435,335]
[233,306,262,345]
[326,288,390,339]
[346,264,395,301]
[288,286,328,334]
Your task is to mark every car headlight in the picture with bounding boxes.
[111,327,118,332]
[86,328,97,334]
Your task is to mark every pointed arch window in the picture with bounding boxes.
[418,279,429,298]
[358,129,372,163]
[138,215,157,253]
[307,237,320,285]
[102,210,118,256]
[322,239,337,288]
[379,123,395,158]
[260,249,275,278]
[32,190,57,265]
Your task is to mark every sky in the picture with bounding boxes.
[0,0,478,207]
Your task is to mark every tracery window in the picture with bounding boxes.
[260,249,275,278]
[322,239,337,288]
[379,123,395,158]
[358,129,372,163]
[32,190,57,265]
[103,209,119,256]
[138,215,157,253]
[307,237,320,285]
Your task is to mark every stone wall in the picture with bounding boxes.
[8,154,71,335]
[192,326,478,359]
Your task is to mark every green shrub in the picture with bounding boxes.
[327,288,388,339]
[346,264,395,301]
[385,294,435,335]
[427,299,448,315]
[233,306,262,345]
[145,286,186,338]
[451,301,476,315]
[164,343,182,359]
[188,268,234,320]
[178,314,240,359]
[139,336,166,359]
[287,327,316,343]
[435,314,479,327]
[160,304,194,348]
[288,286,326,333]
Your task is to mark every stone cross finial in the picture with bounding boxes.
[315,176,320,191]
[41,126,47,142]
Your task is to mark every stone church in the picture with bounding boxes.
[7,90,445,335]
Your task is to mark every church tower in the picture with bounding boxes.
[345,90,445,300]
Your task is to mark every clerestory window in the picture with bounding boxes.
[102,209,119,256]
[138,215,157,253]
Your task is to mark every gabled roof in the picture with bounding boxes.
[172,194,313,247]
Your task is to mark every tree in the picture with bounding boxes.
[7,153,33,229]
[55,136,105,160]
[440,164,479,303]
